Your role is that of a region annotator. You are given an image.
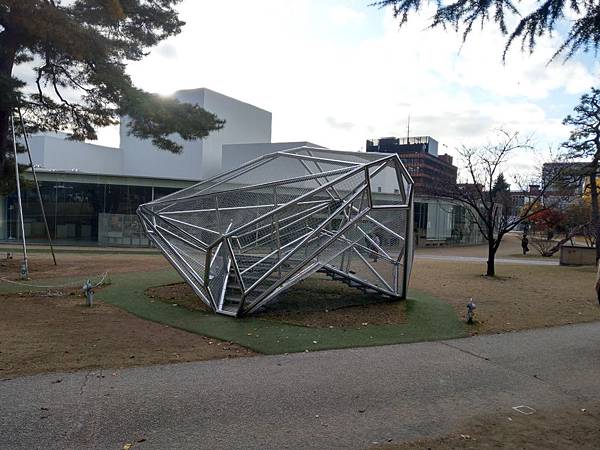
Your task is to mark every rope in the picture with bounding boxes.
[0,272,109,290]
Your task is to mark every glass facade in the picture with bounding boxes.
[414,200,483,247]
[1,177,180,246]
[0,176,483,248]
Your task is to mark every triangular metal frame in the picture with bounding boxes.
[138,147,414,316]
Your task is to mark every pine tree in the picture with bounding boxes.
[562,87,600,261]
[492,172,512,216]
[492,173,510,195]
[374,0,600,62]
[0,0,224,191]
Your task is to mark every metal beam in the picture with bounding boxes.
[139,148,414,317]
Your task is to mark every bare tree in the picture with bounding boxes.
[532,224,588,256]
[433,130,562,276]
[567,200,599,247]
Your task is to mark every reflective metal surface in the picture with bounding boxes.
[138,147,414,316]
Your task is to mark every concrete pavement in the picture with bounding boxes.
[1,322,599,449]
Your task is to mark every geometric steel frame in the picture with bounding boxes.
[137,146,414,317]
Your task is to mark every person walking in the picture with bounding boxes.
[372,234,381,263]
[521,234,529,255]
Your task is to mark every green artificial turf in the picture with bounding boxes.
[98,270,467,354]
[0,269,468,354]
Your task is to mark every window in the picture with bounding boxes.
[11,180,159,245]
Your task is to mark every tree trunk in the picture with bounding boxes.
[542,224,587,256]
[589,161,600,262]
[486,230,496,277]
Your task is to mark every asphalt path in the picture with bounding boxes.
[1,322,599,449]
[416,254,559,266]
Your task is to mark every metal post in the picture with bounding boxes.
[273,185,282,278]
[83,279,94,307]
[17,107,57,265]
[10,113,28,278]
[402,187,414,299]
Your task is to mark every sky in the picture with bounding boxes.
[94,0,598,175]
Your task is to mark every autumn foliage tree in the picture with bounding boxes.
[526,205,566,256]
[0,0,224,191]
[529,206,566,234]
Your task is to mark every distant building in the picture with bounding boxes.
[365,136,481,246]
[365,136,457,192]
[542,162,588,195]
[509,185,541,218]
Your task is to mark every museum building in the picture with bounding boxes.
[0,89,482,247]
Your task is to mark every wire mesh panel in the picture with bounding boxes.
[138,147,414,316]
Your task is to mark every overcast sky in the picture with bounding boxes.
[96,0,598,175]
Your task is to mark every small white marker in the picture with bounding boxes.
[512,405,536,415]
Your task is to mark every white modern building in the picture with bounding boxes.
[1,89,276,245]
[1,88,482,247]
[20,88,272,181]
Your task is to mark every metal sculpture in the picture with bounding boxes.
[137,147,414,317]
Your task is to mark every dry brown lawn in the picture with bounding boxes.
[0,251,170,281]
[412,235,600,333]
[0,290,254,378]
[375,401,600,449]
[1,239,599,378]
[0,252,254,379]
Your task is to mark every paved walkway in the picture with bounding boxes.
[2,322,599,449]
[416,254,559,266]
